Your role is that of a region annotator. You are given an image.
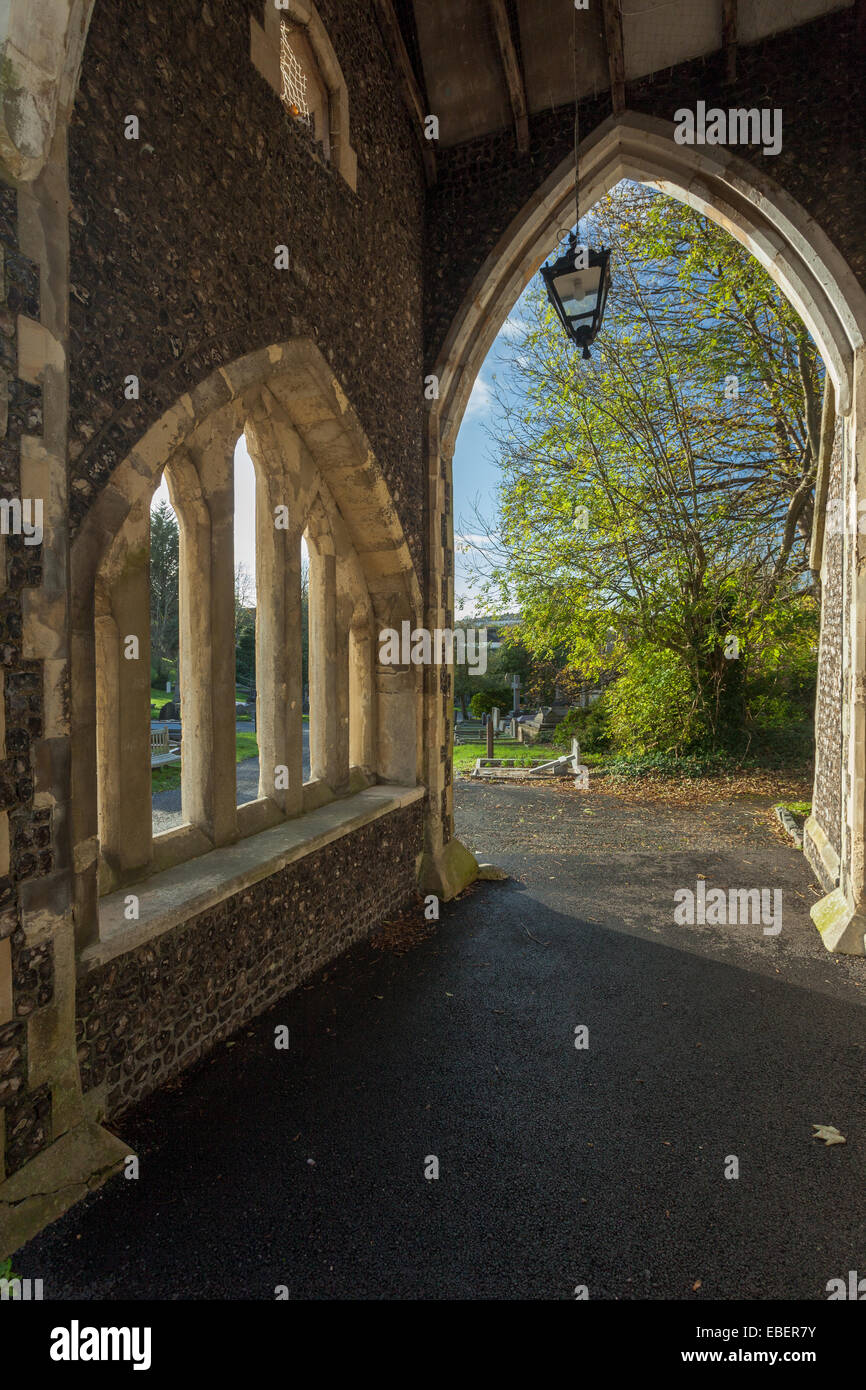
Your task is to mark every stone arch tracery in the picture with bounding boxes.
[71,338,422,948]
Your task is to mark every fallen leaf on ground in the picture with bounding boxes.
[812,1124,846,1145]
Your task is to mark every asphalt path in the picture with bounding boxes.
[151,723,311,834]
[17,776,866,1299]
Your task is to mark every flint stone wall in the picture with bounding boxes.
[76,801,423,1118]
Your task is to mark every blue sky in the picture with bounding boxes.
[452,311,527,615]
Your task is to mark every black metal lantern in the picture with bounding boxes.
[541,232,610,359]
[543,6,612,361]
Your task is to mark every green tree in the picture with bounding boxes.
[149,499,179,683]
[473,183,821,749]
[469,687,512,717]
[234,562,256,691]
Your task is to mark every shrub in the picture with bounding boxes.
[606,647,707,755]
[553,699,612,751]
[605,748,740,781]
[469,688,512,717]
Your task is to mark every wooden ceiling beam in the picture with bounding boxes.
[371,0,437,185]
[488,0,530,154]
[601,0,626,115]
[722,0,738,84]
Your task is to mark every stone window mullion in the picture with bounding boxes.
[254,457,304,816]
[167,445,238,850]
[94,511,153,892]
[349,617,376,775]
[334,594,352,792]
[166,453,214,844]
[308,542,338,789]
[205,459,239,849]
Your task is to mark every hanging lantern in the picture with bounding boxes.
[541,232,611,360]
[543,3,613,361]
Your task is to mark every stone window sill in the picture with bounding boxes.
[80,783,424,973]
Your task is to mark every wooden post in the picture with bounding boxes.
[486,716,494,758]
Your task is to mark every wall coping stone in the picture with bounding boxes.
[80,783,425,972]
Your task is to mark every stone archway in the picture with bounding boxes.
[434,111,866,446]
[70,337,424,951]
[424,110,866,951]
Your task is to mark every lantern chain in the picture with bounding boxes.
[573,1,580,243]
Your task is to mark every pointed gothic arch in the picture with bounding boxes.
[71,338,422,949]
[424,110,866,946]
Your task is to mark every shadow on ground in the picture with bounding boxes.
[16,779,866,1299]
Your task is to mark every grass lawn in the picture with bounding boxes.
[151,732,259,794]
[452,737,808,810]
[452,740,549,773]
[452,739,605,774]
[235,732,258,760]
[150,688,255,716]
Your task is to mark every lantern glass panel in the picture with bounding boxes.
[552,265,602,322]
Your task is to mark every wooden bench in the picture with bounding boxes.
[150,726,181,768]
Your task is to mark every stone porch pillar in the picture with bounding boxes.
[811,348,866,953]
[418,410,478,897]
[254,486,304,814]
[93,512,153,893]
[245,403,306,816]
[334,595,352,792]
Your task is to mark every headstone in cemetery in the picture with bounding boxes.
[518,710,546,743]
[510,672,521,715]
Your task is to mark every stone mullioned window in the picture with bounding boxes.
[70,339,423,957]
[92,394,379,904]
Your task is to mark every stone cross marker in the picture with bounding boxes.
[510,672,520,715]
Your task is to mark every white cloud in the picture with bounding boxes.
[463,371,494,420]
[453,532,500,618]
[496,315,522,342]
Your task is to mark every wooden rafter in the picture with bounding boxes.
[488,0,529,154]
[371,0,437,185]
[600,0,626,114]
[722,0,738,84]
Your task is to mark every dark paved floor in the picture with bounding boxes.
[17,777,866,1299]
